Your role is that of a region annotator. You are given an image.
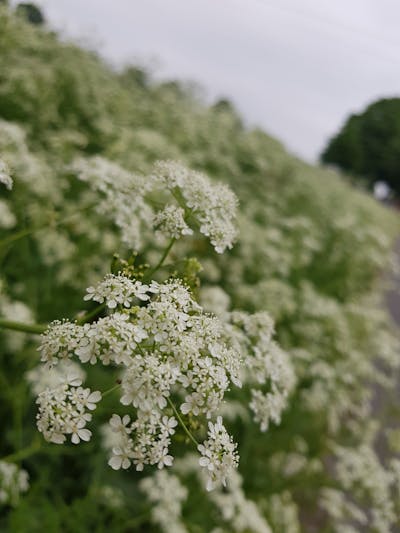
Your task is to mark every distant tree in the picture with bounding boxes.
[120,66,150,90]
[212,98,236,113]
[321,98,400,195]
[16,2,45,25]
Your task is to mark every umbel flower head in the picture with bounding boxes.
[152,160,239,253]
[37,274,244,490]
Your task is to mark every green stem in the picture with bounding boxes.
[123,510,151,528]
[102,383,121,398]
[0,318,47,334]
[167,397,199,447]
[76,303,106,325]
[145,237,176,280]
[2,439,41,463]
[0,227,35,249]
[0,302,105,336]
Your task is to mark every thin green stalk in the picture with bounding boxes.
[2,438,41,463]
[0,203,96,250]
[123,510,151,528]
[167,397,199,447]
[145,237,176,280]
[0,227,35,249]
[0,303,105,336]
[102,383,121,398]
[76,303,106,325]
[0,318,47,334]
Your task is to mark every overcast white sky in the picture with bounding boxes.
[32,0,400,162]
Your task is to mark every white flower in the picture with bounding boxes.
[157,448,174,469]
[162,416,178,435]
[108,447,132,470]
[109,414,131,432]
[69,420,92,444]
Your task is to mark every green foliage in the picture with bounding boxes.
[15,3,45,26]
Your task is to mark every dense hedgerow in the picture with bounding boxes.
[0,5,399,532]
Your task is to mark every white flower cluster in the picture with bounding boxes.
[153,160,238,253]
[198,417,239,491]
[71,156,154,249]
[334,445,396,532]
[107,412,176,471]
[267,436,322,480]
[36,374,101,444]
[38,275,242,489]
[140,470,188,533]
[39,313,147,367]
[0,157,13,190]
[84,273,154,308]
[153,204,193,239]
[228,312,296,431]
[266,491,300,533]
[0,461,29,506]
[0,120,52,198]
[97,485,124,510]
[36,229,77,267]
[319,488,367,529]
[212,470,272,533]
[249,385,287,433]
